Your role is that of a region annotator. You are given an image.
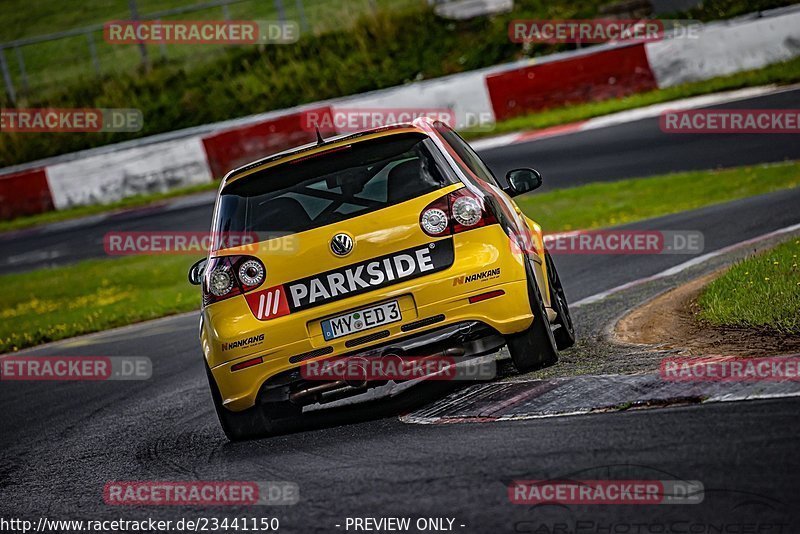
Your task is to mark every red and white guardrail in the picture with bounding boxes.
[1,9,798,220]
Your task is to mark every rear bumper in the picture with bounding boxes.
[257,320,506,406]
[202,225,537,411]
[208,277,532,411]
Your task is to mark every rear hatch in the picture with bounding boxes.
[203,131,462,353]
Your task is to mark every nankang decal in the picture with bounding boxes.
[453,268,501,286]
[287,240,454,311]
[222,333,265,351]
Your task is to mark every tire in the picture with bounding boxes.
[505,256,559,373]
[204,364,300,441]
[545,251,576,350]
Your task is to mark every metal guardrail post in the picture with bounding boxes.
[86,32,102,77]
[295,0,309,32]
[128,0,150,70]
[154,20,168,59]
[274,0,287,22]
[0,49,16,104]
[13,46,29,94]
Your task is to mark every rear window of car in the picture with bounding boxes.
[213,133,456,236]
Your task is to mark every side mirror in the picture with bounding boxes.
[188,258,207,286]
[503,168,542,197]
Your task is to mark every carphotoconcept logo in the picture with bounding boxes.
[0,108,142,133]
[104,20,299,44]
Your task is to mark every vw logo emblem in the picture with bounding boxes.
[330,233,354,256]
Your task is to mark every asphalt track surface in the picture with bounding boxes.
[2,90,800,531]
[1,88,800,274]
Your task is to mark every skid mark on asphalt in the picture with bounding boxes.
[400,370,800,424]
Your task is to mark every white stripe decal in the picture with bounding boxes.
[272,289,281,315]
[258,294,265,319]
[265,291,273,318]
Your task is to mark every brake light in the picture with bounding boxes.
[468,289,505,304]
[420,195,450,236]
[420,189,498,237]
[203,255,267,305]
[231,356,263,372]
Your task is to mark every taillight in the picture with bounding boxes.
[203,255,266,305]
[238,259,265,286]
[420,189,498,237]
[231,356,263,372]
[452,196,482,226]
[468,289,505,304]
[420,196,450,236]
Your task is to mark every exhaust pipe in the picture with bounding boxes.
[288,356,371,404]
[343,357,369,389]
[289,380,349,404]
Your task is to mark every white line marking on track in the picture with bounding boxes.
[4,249,63,266]
[572,222,800,308]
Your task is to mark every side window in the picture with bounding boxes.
[435,123,500,187]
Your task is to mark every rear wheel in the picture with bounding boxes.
[545,251,576,350]
[205,364,300,441]
[505,256,559,373]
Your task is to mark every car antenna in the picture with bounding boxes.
[315,127,325,145]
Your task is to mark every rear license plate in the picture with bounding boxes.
[321,301,402,341]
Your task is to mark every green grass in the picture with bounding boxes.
[463,55,800,139]
[4,56,800,233]
[698,238,800,333]
[0,181,217,233]
[4,0,797,167]
[2,0,790,98]
[2,160,799,353]
[0,0,424,95]
[515,161,800,231]
[0,255,200,353]
[0,0,418,41]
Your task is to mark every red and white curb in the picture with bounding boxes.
[400,368,800,425]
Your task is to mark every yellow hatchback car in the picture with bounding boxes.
[189,117,575,440]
